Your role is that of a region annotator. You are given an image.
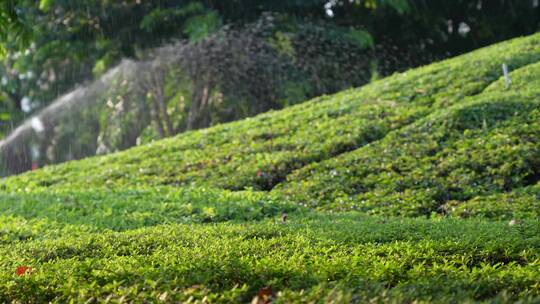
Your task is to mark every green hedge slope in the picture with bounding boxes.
[5,33,540,198]
[278,62,540,217]
[1,33,540,302]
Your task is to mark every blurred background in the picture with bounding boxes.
[0,0,539,176]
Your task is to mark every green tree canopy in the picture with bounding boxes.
[0,0,538,145]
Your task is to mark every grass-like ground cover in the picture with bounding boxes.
[1,211,539,303]
[1,33,540,302]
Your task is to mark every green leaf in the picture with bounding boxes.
[385,0,410,14]
[39,0,54,12]
[346,29,374,49]
[183,11,220,42]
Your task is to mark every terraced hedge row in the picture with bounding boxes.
[279,65,540,216]
[0,211,539,303]
[4,34,540,202]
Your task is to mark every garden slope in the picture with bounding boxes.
[0,34,539,302]
[278,61,540,217]
[4,33,540,219]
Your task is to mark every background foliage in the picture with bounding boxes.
[0,0,539,175]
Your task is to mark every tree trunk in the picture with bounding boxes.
[152,71,174,136]
[149,92,166,138]
[187,83,211,130]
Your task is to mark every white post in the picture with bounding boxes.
[502,63,511,89]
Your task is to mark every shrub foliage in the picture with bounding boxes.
[1,34,540,302]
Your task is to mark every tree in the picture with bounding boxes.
[1,0,540,175]
[0,0,219,134]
